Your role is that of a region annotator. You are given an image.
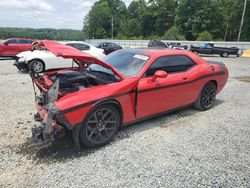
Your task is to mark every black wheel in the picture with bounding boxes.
[194,82,217,111]
[29,59,45,73]
[80,104,120,148]
[222,52,229,58]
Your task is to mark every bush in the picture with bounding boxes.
[196,31,213,41]
[164,26,186,40]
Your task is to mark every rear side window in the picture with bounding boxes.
[6,39,18,44]
[67,43,90,51]
[146,55,196,76]
[76,44,90,51]
[19,39,29,44]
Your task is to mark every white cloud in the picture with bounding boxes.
[0,0,132,29]
[0,0,54,11]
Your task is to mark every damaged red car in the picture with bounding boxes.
[31,40,228,148]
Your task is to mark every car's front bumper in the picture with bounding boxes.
[13,60,27,70]
[32,102,66,147]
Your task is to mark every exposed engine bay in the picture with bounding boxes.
[50,68,117,93]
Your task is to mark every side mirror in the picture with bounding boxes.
[4,42,8,45]
[152,70,168,82]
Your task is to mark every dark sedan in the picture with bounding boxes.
[96,42,122,55]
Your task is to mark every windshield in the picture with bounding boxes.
[89,51,149,78]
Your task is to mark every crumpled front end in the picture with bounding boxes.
[13,57,28,71]
[32,78,72,146]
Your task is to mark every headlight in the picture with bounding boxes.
[18,57,26,62]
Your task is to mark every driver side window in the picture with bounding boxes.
[145,55,196,76]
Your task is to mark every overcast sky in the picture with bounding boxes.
[0,0,132,30]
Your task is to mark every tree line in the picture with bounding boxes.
[0,28,85,41]
[83,0,250,41]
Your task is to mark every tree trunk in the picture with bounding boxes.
[224,22,229,41]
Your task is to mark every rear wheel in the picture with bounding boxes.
[29,59,45,73]
[80,104,120,148]
[194,82,217,111]
[221,52,229,58]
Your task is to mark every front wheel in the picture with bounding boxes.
[194,82,217,111]
[29,60,45,73]
[80,104,120,148]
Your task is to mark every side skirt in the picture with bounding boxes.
[122,103,194,127]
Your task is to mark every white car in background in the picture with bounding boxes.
[14,41,106,73]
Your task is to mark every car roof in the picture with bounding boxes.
[6,38,33,40]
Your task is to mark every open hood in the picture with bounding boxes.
[40,40,124,79]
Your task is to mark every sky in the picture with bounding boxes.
[0,0,132,30]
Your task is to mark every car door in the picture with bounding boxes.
[136,55,197,119]
[19,39,32,52]
[3,39,19,55]
[199,45,213,54]
[47,55,74,69]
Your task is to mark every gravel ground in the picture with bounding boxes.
[0,56,249,187]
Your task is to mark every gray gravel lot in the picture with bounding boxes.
[0,56,249,187]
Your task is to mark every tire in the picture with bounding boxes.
[221,52,229,58]
[194,82,217,111]
[29,59,45,73]
[80,104,120,148]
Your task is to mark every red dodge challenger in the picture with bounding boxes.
[31,40,228,148]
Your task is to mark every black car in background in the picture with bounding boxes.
[148,40,168,48]
[148,40,188,50]
[167,42,188,50]
[190,43,239,57]
[96,42,122,55]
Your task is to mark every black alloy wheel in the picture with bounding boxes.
[194,82,217,111]
[80,104,120,148]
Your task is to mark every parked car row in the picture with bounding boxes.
[14,41,106,73]
[148,40,240,57]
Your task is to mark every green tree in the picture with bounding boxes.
[154,0,176,36]
[175,0,223,40]
[196,31,213,41]
[241,0,250,41]
[83,1,112,38]
[164,26,186,40]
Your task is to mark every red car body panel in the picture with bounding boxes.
[34,41,228,130]
[0,38,33,56]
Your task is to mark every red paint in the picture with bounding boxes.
[0,38,33,56]
[34,41,228,127]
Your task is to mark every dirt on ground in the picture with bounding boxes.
[0,56,249,187]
